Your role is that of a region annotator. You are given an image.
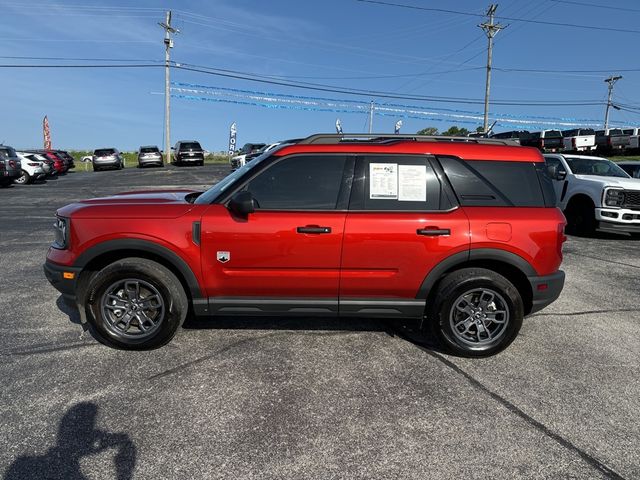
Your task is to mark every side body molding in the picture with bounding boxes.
[416,248,537,299]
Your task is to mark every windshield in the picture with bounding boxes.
[194,153,267,205]
[565,157,630,178]
[95,149,115,156]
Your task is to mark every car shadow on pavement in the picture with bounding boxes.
[183,315,446,353]
[3,402,136,480]
[56,296,82,326]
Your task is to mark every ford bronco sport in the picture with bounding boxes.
[44,134,566,357]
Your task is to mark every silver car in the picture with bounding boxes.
[0,145,22,186]
[93,148,124,172]
[137,145,164,168]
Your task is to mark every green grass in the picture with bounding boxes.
[68,150,230,171]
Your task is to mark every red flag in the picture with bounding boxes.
[43,115,51,150]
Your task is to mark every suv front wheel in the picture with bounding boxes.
[427,268,524,357]
[85,258,188,349]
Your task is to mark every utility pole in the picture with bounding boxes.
[368,101,374,133]
[159,11,178,164]
[479,4,505,133]
[604,75,622,129]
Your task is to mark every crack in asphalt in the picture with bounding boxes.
[399,335,627,480]
[1,341,97,356]
[148,330,366,380]
[531,308,639,318]
[564,251,640,270]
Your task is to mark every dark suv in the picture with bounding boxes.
[173,141,204,166]
[0,145,22,187]
[44,134,566,356]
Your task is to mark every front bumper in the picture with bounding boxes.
[43,260,82,302]
[528,270,565,314]
[596,208,640,232]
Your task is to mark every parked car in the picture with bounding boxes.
[623,128,640,150]
[15,151,46,184]
[137,146,164,168]
[521,130,563,152]
[230,142,267,170]
[0,145,21,187]
[45,133,566,356]
[489,130,531,145]
[561,128,596,152]
[544,154,640,236]
[172,141,204,166]
[595,128,629,152]
[21,152,56,177]
[55,150,76,170]
[26,150,67,174]
[617,161,640,179]
[93,148,124,171]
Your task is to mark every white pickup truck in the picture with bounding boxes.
[544,154,640,237]
[623,127,640,150]
[561,128,596,152]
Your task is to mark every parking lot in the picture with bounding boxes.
[1,165,638,479]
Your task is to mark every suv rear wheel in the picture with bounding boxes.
[85,258,188,349]
[427,268,524,357]
[15,170,31,184]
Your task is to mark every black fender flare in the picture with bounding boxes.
[416,248,536,299]
[74,239,203,299]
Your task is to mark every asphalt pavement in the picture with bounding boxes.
[1,165,638,479]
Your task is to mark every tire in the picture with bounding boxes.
[85,258,188,350]
[15,170,31,185]
[426,268,524,357]
[564,200,595,236]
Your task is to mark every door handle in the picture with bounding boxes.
[297,225,332,234]
[417,227,450,236]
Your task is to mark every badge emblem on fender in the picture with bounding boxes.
[217,251,230,263]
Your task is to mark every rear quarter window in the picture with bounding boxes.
[439,156,553,207]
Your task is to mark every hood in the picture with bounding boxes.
[57,190,201,219]
[573,175,640,190]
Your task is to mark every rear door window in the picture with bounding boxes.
[349,155,451,211]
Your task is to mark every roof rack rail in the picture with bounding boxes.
[298,133,519,146]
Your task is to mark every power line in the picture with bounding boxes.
[355,0,640,34]
[550,0,640,13]
[0,64,162,68]
[0,55,162,62]
[0,61,608,107]
[171,64,605,106]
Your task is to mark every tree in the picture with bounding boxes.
[441,126,470,136]
[417,127,438,135]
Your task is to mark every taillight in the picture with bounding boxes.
[558,222,567,259]
[572,138,576,148]
[9,160,16,168]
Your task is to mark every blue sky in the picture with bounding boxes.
[1,0,639,151]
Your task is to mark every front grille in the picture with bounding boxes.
[623,190,640,208]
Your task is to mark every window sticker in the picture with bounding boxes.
[369,163,398,199]
[398,164,427,202]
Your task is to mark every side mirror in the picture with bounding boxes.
[228,191,256,216]
[556,169,567,181]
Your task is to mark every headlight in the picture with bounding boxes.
[53,216,70,249]
[603,188,625,208]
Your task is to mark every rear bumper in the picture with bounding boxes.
[528,270,565,314]
[43,260,82,302]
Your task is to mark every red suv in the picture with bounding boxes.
[44,134,566,356]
